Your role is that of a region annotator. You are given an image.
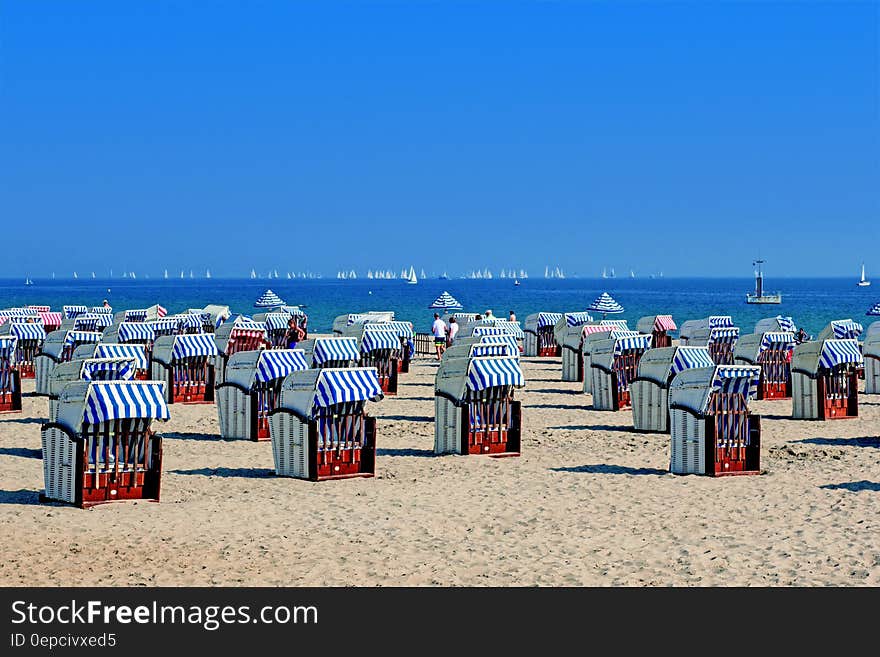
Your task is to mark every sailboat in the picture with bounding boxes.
[250,268,256,279]
[206,269,212,279]
[857,263,871,287]
[164,269,168,279]
[439,271,449,280]
[601,267,607,279]
[746,259,782,304]
[73,272,78,279]
[25,276,33,286]
[91,272,96,279]
[609,268,615,279]
[420,268,426,279]
[630,269,635,279]
[406,265,418,285]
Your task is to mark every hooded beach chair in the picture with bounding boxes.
[115,308,149,323]
[40,381,169,507]
[38,311,63,332]
[636,315,677,349]
[298,337,360,369]
[791,339,862,420]
[630,346,715,432]
[864,331,880,394]
[581,327,633,394]
[733,332,795,399]
[443,339,519,361]
[102,323,156,374]
[268,367,384,480]
[151,334,218,404]
[216,349,310,441]
[331,312,395,335]
[62,305,88,320]
[817,319,863,342]
[47,356,137,422]
[523,312,563,357]
[255,311,294,348]
[679,316,734,346]
[754,316,797,335]
[687,326,740,365]
[563,321,628,383]
[0,336,21,413]
[34,330,103,396]
[552,312,594,349]
[589,333,653,411]
[0,321,46,379]
[353,326,401,395]
[213,318,269,384]
[669,365,762,476]
[92,343,150,380]
[434,355,525,456]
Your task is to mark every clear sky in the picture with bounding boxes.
[1,1,877,279]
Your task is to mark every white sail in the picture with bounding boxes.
[164,269,168,279]
[406,266,417,284]
[206,269,211,279]
[420,268,426,279]
[858,262,871,286]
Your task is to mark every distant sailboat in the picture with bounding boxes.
[602,267,607,279]
[91,272,96,279]
[406,266,418,285]
[73,272,78,279]
[439,271,449,280]
[857,263,871,287]
[206,269,212,279]
[25,276,33,286]
[609,268,615,279]
[630,269,635,279]
[514,278,520,286]
[179,270,184,279]
[164,269,168,279]
[250,268,257,279]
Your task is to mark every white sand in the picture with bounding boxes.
[1,357,879,586]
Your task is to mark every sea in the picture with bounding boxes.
[1,277,877,337]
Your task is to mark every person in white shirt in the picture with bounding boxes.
[447,317,459,345]
[431,313,448,360]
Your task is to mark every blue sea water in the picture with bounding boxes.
[2,277,877,337]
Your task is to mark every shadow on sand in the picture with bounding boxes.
[169,467,275,479]
[548,424,635,433]
[0,447,42,459]
[551,464,667,476]
[820,481,880,492]
[376,448,436,458]
[794,437,880,449]
[0,489,42,505]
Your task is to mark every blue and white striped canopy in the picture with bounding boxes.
[76,313,113,329]
[713,365,761,397]
[614,333,652,354]
[95,344,149,370]
[0,308,34,317]
[313,338,360,365]
[62,305,88,319]
[230,319,267,335]
[281,305,307,317]
[361,328,401,353]
[831,319,863,339]
[315,369,384,408]
[90,306,113,314]
[536,312,564,328]
[149,318,180,334]
[867,303,880,317]
[83,382,170,425]
[254,289,285,308]
[492,320,524,339]
[587,293,624,315]
[265,313,290,330]
[708,316,733,328]
[467,357,525,391]
[80,358,135,382]
[759,331,795,353]
[63,331,102,346]
[600,319,629,330]
[774,316,797,332]
[472,326,510,337]
[173,314,205,331]
[382,321,415,338]
[10,323,46,341]
[255,349,309,383]
[428,291,463,310]
[124,309,148,322]
[171,334,218,360]
[670,347,716,378]
[709,327,740,343]
[0,336,18,358]
[819,339,863,369]
[470,343,518,358]
[118,322,156,343]
[565,312,594,326]
[479,334,520,350]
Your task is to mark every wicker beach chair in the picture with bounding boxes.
[216,349,309,441]
[636,315,677,349]
[151,334,217,404]
[523,312,563,357]
[0,336,21,413]
[40,381,169,507]
[34,330,103,396]
[791,339,862,420]
[213,319,269,384]
[733,332,795,399]
[669,365,762,476]
[630,346,714,433]
[434,355,525,456]
[47,356,138,422]
[589,333,653,411]
[268,367,383,480]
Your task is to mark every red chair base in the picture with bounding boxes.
[760,382,790,400]
[538,347,561,357]
[315,447,374,480]
[467,430,520,457]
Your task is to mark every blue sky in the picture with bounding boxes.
[1,1,877,278]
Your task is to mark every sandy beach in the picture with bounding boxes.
[1,355,878,587]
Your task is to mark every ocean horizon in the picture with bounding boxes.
[2,276,876,337]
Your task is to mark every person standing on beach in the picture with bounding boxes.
[447,316,459,346]
[284,317,305,349]
[431,313,447,360]
[508,309,516,322]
